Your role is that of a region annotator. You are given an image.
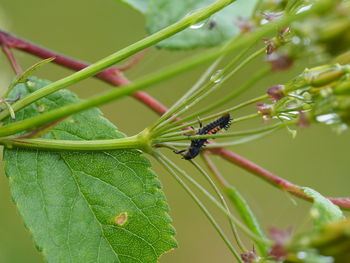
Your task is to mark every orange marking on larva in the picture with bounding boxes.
[207,126,221,134]
[175,114,232,160]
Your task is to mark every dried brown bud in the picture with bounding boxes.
[268,227,292,260]
[267,53,294,71]
[256,103,273,116]
[241,250,258,263]
[297,111,310,128]
[263,38,276,55]
[268,85,285,101]
[235,17,254,33]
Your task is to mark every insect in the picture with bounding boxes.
[174,113,232,160]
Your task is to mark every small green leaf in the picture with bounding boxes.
[146,0,258,50]
[115,0,148,13]
[225,187,268,255]
[3,101,16,119]
[17,58,56,84]
[5,58,55,97]
[303,187,345,230]
[3,77,177,263]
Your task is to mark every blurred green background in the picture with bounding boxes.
[0,0,349,262]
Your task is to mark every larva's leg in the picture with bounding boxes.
[173,149,187,154]
[197,117,203,128]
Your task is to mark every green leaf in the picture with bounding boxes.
[3,76,177,263]
[115,0,148,13]
[225,187,268,256]
[303,187,345,230]
[146,0,258,50]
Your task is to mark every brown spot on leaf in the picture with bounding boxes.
[114,212,128,226]
[38,104,46,112]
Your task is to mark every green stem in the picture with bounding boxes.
[0,0,237,121]
[0,133,152,152]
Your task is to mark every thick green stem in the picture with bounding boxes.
[0,0,333,137]
[0,133,150,152]
[0,127,154,152]
[0,0,237,121]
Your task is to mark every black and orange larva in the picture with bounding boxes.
[174,113,232,160]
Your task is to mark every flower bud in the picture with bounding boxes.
[268,85,285,101]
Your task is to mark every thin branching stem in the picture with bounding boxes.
[153,152,243,262]
[154,118,284,143]
[204,128,280,148]
[151,44,252,132]
[155,152,272,246]
[186,66,270,119]
[154,95,267,137]
[152,49,266,136]
[190,159,247,253]
[157,127,279,148]
[150,57,224,131]
[201,153,268,256]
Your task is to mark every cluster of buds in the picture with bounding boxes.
[259,64,350,133]
[257,83,309,124]
[304,64,350,132]
[241,248,260,263]
[286,218,350,263]
[291,1,350,60]
[256,1,349,72]
[262,23,294,72]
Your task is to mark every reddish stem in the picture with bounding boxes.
[209,147,350,210]
[0,30,349,210]
[0,30,166,115]
[116,49,147,72]
[0,32,22,75]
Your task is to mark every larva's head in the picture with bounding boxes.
[183,146,201,160]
